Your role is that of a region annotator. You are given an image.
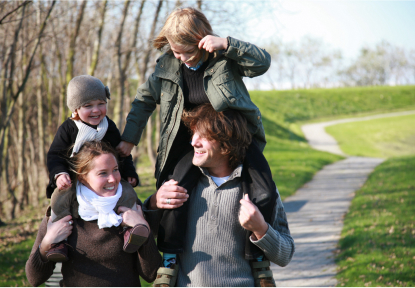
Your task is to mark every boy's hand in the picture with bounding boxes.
[56,174,72,190]
[116,141,134,157]
[198,36,228,53]
[128,177,137,187]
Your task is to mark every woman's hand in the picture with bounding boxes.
[149,179,188,210]
[198,35,228,53]
[239,194,269,240]
[116,141,135,157]
[118,204,149,229]
[40,215,73,260]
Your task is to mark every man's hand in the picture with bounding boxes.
[239,194,268,240]
[116,141,134,157]
[56,174,72,190]
[149,179,188,210]
[198,35,228,53]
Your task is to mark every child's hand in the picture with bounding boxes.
[198,36,228,53]
[56,174,72,190]
[128,177,137,187]
[116,141,134,157]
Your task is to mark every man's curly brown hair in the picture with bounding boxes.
[182,104,252,170]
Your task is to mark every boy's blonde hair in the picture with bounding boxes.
[153,7,216,52]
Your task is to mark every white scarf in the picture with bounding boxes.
[71,116,108,157]
[76,181,123,229]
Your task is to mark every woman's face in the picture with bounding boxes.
[79,153,121,197]
[168,39,202,67]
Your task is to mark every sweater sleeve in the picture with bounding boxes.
[224,36,271,78]
[250,190,295,267]
[25,217,56,286]
[136,231,162,283]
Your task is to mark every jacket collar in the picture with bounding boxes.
[154,50,226,82]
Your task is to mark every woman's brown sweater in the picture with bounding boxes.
[26,214,161,286]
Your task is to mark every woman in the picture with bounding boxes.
[26,141,161,286]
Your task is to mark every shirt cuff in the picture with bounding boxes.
[54,172,69,180]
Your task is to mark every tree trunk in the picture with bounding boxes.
[113,0,130,128]
[0,1,55,176]
[15,85,27,215]
[88,0,107,76]
[64,0,87,120]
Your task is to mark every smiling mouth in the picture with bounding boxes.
[195,150,205,155]
[104,186,115,190]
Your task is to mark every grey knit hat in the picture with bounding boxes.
[67,75,111,112]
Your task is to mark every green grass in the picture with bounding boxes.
[336,155,415,287]
[326,113,415,158]
[250,85,415,124]
[0,237,35,286]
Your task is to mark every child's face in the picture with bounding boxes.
[79,153,121,197]
[168,39,202,67]
[75,99,107,125]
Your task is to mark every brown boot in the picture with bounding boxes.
[251,259,276,287]
[123,224,149,253]
[46,241,69,262]
[153,264,179,287]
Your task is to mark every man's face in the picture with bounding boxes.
[191,131,231,177]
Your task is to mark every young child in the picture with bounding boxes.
[45,75,141,262]
[116,7,276,287]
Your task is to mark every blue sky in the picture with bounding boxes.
[251,0,415,59]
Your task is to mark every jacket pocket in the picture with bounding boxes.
[215,71,241,104]
[160,81,177,123]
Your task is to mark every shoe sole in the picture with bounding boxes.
[123,224,149,253]
[47,252,69,262]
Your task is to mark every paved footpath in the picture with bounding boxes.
[271,111,415,286]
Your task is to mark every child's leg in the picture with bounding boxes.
[51,209,58,221]
[46,209,70,262]
[162,253,177,268]
[123,202,150,253]
[157,147,200,254]
[242,139,279,261]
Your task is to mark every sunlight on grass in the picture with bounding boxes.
[336,156,415,287]
[326,114,415,158]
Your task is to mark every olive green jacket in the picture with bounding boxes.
[122,37,270,180]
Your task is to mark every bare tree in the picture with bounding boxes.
[88,0,107,76]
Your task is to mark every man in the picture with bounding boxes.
[145,104,294,287]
